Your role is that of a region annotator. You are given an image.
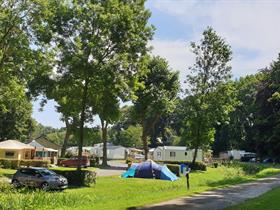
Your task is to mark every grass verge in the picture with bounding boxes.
[225,186,280,210]
[0,164,279,210]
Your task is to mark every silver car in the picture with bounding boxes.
[11,167,68,191]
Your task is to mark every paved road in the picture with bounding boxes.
[136,174,280,210]
[95,160,126,177]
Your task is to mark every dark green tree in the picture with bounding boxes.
[32,0,153,170]
[133,56,180,160]
[184,27,235,164]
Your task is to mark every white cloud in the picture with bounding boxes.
[149,0,280,78]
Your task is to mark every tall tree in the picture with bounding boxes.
[212,74,263,155]
[0,0,48,140]
[253,55,280,159]
[33,0,153,170]
[134,56,180,160]
[184,27,234,164]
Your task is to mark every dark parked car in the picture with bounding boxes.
[12,167,68,191]
[60,156,90,168]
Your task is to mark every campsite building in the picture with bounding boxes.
[28,139,59,164]
[94,143,127,160]
[30,136,61,154]
[153,146,203,162]
[0,140,35,160]
[219,150,256,160]
[66,143,127,160]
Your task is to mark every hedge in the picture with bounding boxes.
[51,169,96,186]
[156,160,207,171]
[0,159,49,169]
[166,164,180,177]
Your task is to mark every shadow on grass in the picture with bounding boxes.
[206,176,250,188]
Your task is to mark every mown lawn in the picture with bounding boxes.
[226,186,280,210]
[0,165,279,210]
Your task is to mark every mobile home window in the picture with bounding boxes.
[170,152,176,157]
[157,152,161,158]
[5,151,15,158]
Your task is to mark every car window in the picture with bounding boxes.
[38,169,56,176]
[19,169,36,176]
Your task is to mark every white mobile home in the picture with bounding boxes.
[153,146,203,162]
[94,143,127,160]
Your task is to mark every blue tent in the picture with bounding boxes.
[121,160,178,181]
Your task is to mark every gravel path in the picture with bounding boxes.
[95,160,126,177]
[136,174,280,210]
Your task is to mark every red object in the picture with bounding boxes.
[60,156,90,168]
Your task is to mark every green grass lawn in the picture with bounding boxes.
[0,165,279,210]
[226,186,280,210]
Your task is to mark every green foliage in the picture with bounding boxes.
[184,27,235,163]
[166,164,180,176]
[213,74,263,155]
[1,166,279,210]
[213,55,280,159]
[0,159,49,169]
[30,0,154,168]
[133,56,180,158]
[113,125,143,148]
[0,80,32,140]
[157,161,207,171]
[225,186,280,210]
[51,170,96,186]
[252,55,280,158]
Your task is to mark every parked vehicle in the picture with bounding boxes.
[11,167,68,190]
[263,158,274,163]
[60,156,90,168]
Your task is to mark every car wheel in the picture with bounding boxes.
[12,179,21,188]
[41,182,50,191]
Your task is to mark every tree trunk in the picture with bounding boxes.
[141,114,160,160]
[142,130,148,160]
[61,118,71,158]
[77,79,88,171]
[192,119,201,165]
[101,119,108,166]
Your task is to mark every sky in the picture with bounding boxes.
[32,0,280,128]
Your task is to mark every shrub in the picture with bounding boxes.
[51,170,96,186]
[191,162,207,171]
[0,159,20,169]
[89,157,100,167]
[156,161,207,171]
[0,159,49,169]
[19,160,49,167]
[166,164,180,177]
[213,162,219,168]
[236,162,262,175]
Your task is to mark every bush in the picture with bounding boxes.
[234,162,262,175]
[51,169,96,186]
[19,160,49,167]
[166,164,180,177]
[156,161,207,171]
[213,162,219,168]
[89,157,99,167]
[0,159,20,169]
[0,159,49,169]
